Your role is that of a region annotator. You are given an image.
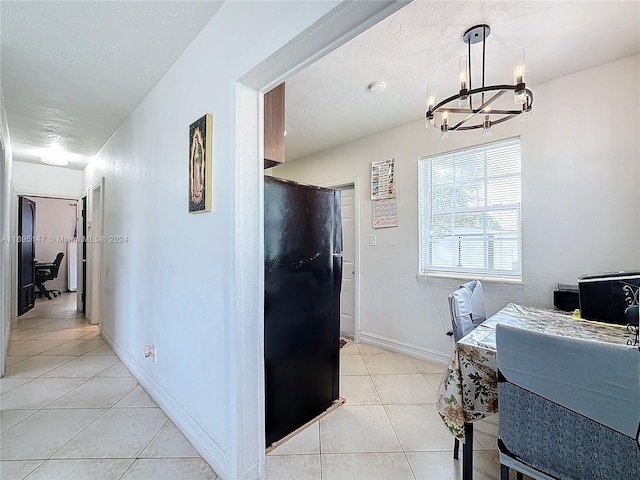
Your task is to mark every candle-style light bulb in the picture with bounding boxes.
[425,83,435,128]
[514,64,524,84]
[441,112,449,140]
[482,115,491,136]
[522,102,532,121]
[459,71,467,89]
[459,56,468,90]
[513,48,526,105]
[458,56,469,108]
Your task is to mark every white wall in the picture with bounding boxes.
[12,161,83,198]
[274,55,640,362]
[0,84,13,376]
[31,197,78,293]
[80,2,403,478]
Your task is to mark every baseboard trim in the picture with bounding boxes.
[359,331,450,365]
[101,327,227,479]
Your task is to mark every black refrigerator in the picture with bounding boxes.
[264,176,342,447]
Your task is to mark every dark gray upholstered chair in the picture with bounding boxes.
[448,279,486,459]
[35,252,64,299]
[496,323,640,480]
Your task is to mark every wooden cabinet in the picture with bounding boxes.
[264,83,285,169]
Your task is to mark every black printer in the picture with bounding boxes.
[578,271,640,325]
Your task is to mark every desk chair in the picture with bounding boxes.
[496,323,640,480]
[35,252,64,299]
[447,279,486,460]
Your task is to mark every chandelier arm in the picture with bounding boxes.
[488,114,520,126]
[450,90,505,130]
[454,114,519,131]
[431,92,470,112]
[430,85,529,114]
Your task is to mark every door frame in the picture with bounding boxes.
[78,195,87,314]
[16,196,36,316]
[85,179,104,326]
[320,178,362,343]
[0,138,6,377]
[10,189,80,318]
[234,3,403,477]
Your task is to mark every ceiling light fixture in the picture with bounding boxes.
[425,24,533,139]
[40,156,69,166]
[40,144,70,166]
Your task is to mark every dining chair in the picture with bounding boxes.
[496,323,640,480]
[447,279,486,459]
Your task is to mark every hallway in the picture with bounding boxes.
[1,294,220,480]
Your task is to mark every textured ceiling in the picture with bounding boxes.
[3,1,639,170]
[285,0,640,161]
[1,1,223,169]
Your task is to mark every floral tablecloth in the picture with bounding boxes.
[435,303,632,440]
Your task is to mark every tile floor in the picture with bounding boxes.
[1,293,220,480]
[2,293,509,480]
[266,340,505,480]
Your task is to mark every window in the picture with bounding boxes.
[418,138,522,279]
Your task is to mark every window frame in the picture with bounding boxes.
[418,137,523,281]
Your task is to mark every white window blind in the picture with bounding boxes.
[418,138,522,279]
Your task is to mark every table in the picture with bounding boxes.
[435,303,632,479]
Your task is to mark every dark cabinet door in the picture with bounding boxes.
[18,196,36,316]
[264,83,285,169]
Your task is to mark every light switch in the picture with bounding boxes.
[369,235,376,246]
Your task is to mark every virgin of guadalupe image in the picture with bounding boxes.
[189,127,206,210]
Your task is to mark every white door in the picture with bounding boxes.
[340,187,355,337]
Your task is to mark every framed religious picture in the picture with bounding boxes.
[188,113,213,213]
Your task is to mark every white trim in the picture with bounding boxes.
[101,327,227,478]
[85,181,104,325]
[12,189,79,200]
[230,83,266,480]
[76,196,86,314]
[319,177,362,344]
[420,271,524,285]
[359,331,451,365]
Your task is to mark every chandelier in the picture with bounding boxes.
[425,24,533,139]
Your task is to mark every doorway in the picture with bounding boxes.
[17,197,36,315]
[80,195,87,314]
[16,195,78,314]
[320,180,361,342]
[337,185,356,338]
